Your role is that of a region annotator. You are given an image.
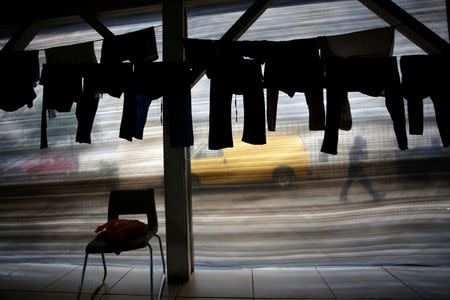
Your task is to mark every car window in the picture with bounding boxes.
[194,144,223,158]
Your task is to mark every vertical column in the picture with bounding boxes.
[162,0,193,283]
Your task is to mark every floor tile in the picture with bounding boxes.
[178,269,253,298]
[0,264,24,278]
[106,266,176,297]
[385,266,450,299]
[253,267,335,299]
[44,264,131,295]
[318,267,419,299]
[0,263,78,291]
[101,295,174,300]
[0,291,79,299]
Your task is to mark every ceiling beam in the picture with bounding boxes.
[80,13,115,38]
[358,0,450,54]
[191,0,273,86]
[0,21,41,53]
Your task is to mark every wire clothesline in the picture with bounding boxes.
[26,24,162,52]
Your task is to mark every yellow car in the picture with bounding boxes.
[190,135,309,187]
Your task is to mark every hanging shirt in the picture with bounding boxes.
[0,50,39,112]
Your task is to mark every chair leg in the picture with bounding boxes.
[77,253,89,300]
[155,234,166,300]
[148,243,154,300]
[101,253,107,282]
[155,234,166,275]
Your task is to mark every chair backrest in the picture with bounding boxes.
[108,189,157,232]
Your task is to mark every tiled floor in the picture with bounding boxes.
[0,263,449,299]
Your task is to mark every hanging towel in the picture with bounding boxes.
[400,55,449,147]
[0,50,39,112]
[101,27,158,64]
[324,27,395,131]
[321,56,407,155]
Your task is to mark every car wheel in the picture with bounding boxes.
[273,166,295,188]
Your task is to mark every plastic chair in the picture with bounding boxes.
[77,189,166,300]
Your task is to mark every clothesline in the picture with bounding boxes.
[26,24,162,52]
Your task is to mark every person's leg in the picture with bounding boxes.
[340,177,353,201]
[358,176,383,201]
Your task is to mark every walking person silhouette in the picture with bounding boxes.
[340,136,383,201]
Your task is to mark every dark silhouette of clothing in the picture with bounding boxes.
[323,27,395,132]
[0,50,39,112]
[340,136,382,201]
[321,56,407,155]
[400,55,449,147]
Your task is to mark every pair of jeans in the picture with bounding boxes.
[119,62,194,147]
[262,38,325,131]
[207,59,266,150]
[321,57,408,155]
[400,55,449,147]
[324,27,395,132]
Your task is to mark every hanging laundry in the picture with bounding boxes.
[75,77,99,144]
[123,62,194,147]
[206,58,266,149]
[321,56,407,155]
[84,63,134,98]
[262,38,325,131]
[0,50,39,112]
[400,55,449,147]
[184,39,267,149]
[324,27,395,132]
[101,27,158,64]
[40,41,98,148]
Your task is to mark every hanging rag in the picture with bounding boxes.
[400,55,449,147]
[0,50,39,112]
[40,41,98,148]
[321,56,407,155]
[100,27,158,64]
[324,27,395,131]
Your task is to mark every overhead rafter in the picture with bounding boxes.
[191,0,273,86]
[0,20,41,53]
[358,0,450,54]
[80,13,115,39]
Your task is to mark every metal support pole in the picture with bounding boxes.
[162,0,193,283]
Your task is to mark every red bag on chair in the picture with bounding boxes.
[95,219,148,254]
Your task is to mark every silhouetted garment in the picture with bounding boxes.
[207,58,266,149]
[0,50,39,112]
[322,57,407,154]
[400,55,449,147]
[40,42,98,148]
[121,62,194,146]
[324,27,395,132]
[263,38,325,131]
[101,27,158,64]
[75,78,99,144]
[84,63,133,98]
